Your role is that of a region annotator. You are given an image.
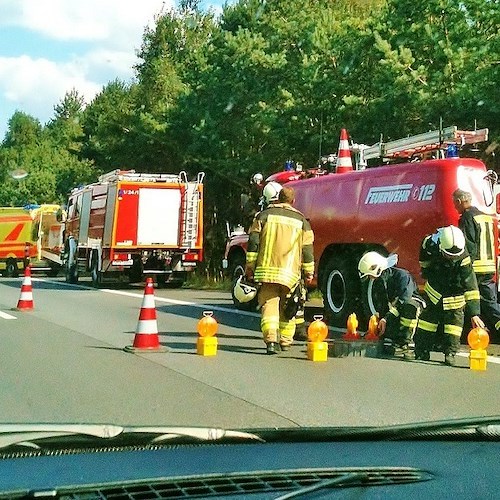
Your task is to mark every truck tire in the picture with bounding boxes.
[321,255,363,328]
[163,271,187,289]
[47,264,61,277]
[65,263,78,284]
[128,258,143,284]
[364,278,389,319]
[64,237,78,284]
[90,253,101,287]
[5,258,19,277]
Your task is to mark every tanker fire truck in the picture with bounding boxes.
[63,169,204,286]
[223,125,496,327]
[0,204,64,277]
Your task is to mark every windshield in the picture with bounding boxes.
[0,0,499,442]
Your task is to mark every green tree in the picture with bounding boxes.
[2,111,42,148]
[46,89,86,154]
[82,80,137,172]
[346,0,500,143]
[0,110,95,206]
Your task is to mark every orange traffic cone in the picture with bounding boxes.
[124,278,167,353]
[16,266,34,311]
[336,128,353,174]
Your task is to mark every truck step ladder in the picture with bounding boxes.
[181,172,205,248]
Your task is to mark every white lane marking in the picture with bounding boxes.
[0,311,17,320]
[100,288,258,317]
[456,352,500,365]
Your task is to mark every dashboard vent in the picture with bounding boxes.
[24,467,432,499]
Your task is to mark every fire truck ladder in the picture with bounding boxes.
[98,169,184,183]
[180,171,205,248]
[351,125,489,169]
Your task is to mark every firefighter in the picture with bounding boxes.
[413,225,484,366]
[245,184,315,354]
[358,251,423,360]
[452,188,500,342]
[240,173,265,229]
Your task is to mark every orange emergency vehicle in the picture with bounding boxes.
[0,204,64,276]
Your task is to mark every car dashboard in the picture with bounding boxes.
[0,437,498,499]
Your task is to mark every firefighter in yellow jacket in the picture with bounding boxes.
[245,183,315,354]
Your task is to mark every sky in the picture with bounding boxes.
[0,0,230,141]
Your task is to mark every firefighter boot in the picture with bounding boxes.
[444,334,460,367]
[413,331,431,361]
[444,353,456,366]
[266,342,279,355]
[401,345,415,360]
[294,320,307,341]
[399,331,415,360]
[382,337,396,356]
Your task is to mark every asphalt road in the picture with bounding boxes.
[1,276,499,430]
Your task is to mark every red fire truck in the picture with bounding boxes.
[63,169,204,286]
[223,125,496,326]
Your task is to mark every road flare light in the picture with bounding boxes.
[467,327,489,371]
[343,312,360,340]
[197,311,218,356]
[364,314,379,340]
[307,315,328,362]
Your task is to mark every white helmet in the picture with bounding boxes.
[252,173,263,185]
[438,225,465,258]
[262,181,282,204]
[233,276,258,303]
[358,251,398,279]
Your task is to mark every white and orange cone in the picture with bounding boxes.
[124,278,167,352]
[16,266,34,311]
[335,128,353,173]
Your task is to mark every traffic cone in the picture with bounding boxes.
[16,266,34,311]
[336,128,353,174]
[124,278,167,353]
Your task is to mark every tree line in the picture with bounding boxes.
[0,0,498,276]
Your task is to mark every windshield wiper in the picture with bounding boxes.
[275,472,368,499]
[0,423,264,450]
[249,416,500,442]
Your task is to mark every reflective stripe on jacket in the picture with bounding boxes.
[459,207,497,275]
[246,203,314,289]
[419,235,480,316]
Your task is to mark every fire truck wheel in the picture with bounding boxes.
[47,265,61,277]
[228,254,246,282]
[364,277,389,319]
[65,263,78,284]
[5,258,19,277]
[90,257,101,287]
[321,255,363,328]
[128,260,143,284]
